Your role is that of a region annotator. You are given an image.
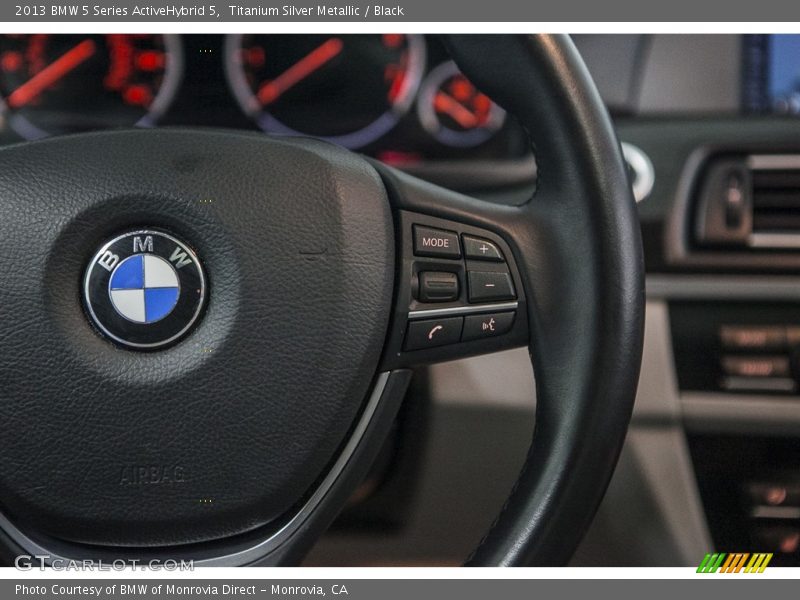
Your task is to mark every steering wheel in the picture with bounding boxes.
[0,34,644,567]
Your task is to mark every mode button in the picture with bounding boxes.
[413,225,461,259]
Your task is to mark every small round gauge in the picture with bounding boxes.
[225,34,426,149]
[0,34,182,140]
[417,61,506,148]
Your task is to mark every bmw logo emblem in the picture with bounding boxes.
[83,230,207,350]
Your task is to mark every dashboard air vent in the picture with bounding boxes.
[695,154,800,249]
[750,156,800,244]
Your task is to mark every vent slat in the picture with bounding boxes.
[752,170,800,189]
[752,212,800,231]
[752,190,800,209]
[752,167,800,233]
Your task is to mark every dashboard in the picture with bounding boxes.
[0,34,530,165]
[4,33,800,198]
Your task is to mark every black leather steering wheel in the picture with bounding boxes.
[0,34,644,567]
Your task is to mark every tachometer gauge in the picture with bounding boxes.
[225,34,426,149]
[417,61,505,148]
[0,34,181,140]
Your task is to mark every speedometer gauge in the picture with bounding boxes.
[417,61,505,148]
[225,34,426,149]
[0,34,181,140]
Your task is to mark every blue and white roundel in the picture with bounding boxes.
[108,254,181,324]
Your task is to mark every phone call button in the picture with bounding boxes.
[404,316,463,351]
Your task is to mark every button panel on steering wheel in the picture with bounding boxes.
[382,210,529,369]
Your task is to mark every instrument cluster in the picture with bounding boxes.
[0,34,529,164]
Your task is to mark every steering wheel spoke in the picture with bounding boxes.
[373,166,531,369]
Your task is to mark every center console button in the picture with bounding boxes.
[747,483,800,508]
[720,325,787,351]
[721,355,790,378]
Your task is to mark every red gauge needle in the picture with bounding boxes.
[7,38,96,109]
[257,37,344,106]
[434,91,479,129]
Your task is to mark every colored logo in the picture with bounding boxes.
[697,553,773,573]
[109,254,180,324]
[84,230,206,350]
